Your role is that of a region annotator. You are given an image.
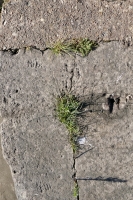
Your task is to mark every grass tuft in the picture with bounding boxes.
[56,94,80,153]
[51,38,97,57]
[73,182,79,197]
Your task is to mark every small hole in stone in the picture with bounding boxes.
[102,93,106,97]
[3,97,7,103]
[15,90,18,93]
[13,170,16,174]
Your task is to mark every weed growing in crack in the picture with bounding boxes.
[50,38,97,57]
[73,182,79,198]
[56,94,80,153]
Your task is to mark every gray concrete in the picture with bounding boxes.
[1,42,133,199]
[1,0,133,50]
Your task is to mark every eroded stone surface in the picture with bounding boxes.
[1,0,133,49]
[0,49,75,200]
[1,42,133,199]
[73,42,133,200]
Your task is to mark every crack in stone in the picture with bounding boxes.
[72,157,79,200]
[1,39,132,55]
[2,46,49,54]
[1,41,133,200]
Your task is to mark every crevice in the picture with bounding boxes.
[24,46,49,54]
[69,69,74,92]
[2,46,49,55]
[2,48,19,55]
[1,39,133,55]
[72,157,79,200]
[68,55,77,93]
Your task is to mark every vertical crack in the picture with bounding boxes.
[68,56,76,92]
[72,157,79,200]
[69,68,74,92]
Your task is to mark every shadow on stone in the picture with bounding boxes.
[76,176,127,183]
[75,146,94,159]
[0,0,4,12]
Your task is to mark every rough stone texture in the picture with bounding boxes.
[0,49,75,200]
[1,0,133,50]
[0,54,17,200]
[73,42,133,200]
[1,41,133,200]
[1,0,133,199]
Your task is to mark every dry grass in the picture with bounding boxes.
[56,94,80,153]
[51,38,97,57]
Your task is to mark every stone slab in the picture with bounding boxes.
[73,42,133,199]
[0,49,75,200]
[0,50,17,200]
[1,0,133,50]
[1,41,133,199]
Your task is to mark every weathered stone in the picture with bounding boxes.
[73,42,133,200]
[1,0,133,50]
[1,41,133,200]
[0,49,75,200]
[0,49,17,200]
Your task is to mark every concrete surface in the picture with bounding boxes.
[0,41,133,199]
[1,0,133,50]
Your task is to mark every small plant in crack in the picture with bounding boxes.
[73,182,79,198]
[50,38,97,57]
[56,94,81,153]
